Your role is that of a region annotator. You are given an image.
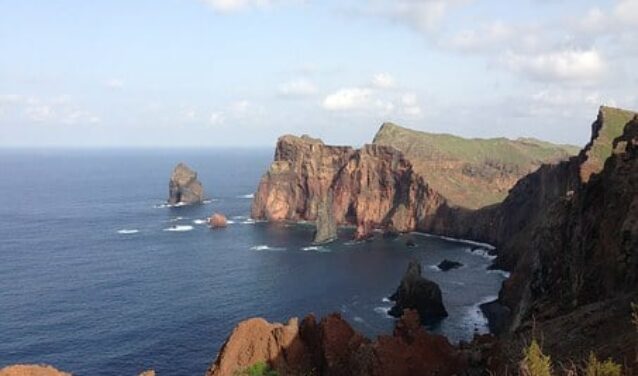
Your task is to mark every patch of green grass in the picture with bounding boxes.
[234,362,279,376]
[589,106,637,164]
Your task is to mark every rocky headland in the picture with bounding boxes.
[250,105,638,368]
[168,163,204,205]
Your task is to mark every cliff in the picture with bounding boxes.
[372,123,578,209]
[251,135,448,239]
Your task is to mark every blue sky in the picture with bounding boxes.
[1,0,637,147]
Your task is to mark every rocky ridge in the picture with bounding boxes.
[206,309,488,376]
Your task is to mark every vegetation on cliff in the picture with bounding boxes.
[372,122,579,208]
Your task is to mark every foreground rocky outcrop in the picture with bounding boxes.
[0,365,71,376]
[206,309,487,376]
[388,260,448,323]
[168,163,204,205]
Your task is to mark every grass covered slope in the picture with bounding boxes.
[372,122,580,209]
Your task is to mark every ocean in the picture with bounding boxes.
[0,149,507,375]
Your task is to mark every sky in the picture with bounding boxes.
[1,0,637,148]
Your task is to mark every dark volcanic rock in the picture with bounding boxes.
[388,260,448,323]
[168,163,204,205]
[313,191,337,244]
[437,259,463,271]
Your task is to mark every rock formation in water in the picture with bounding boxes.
[388,260,448,323]
[313,191,338,244]
[208,213,228,228]
[206,309,481,376]
[437,259,463,271]
[168,163,204,205]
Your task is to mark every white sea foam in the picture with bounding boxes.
[232,215,248,220]
[412,231,496,250]
[163,225,194,232]
[237,193,254,199]
[117,229,139,234]
[154,202,188,209]
[226,220,236,224]
[241,219,256,225]
[465,247,497,261]
[202,199,217,204]
[381,297,391,303]
[250,245,287,251]
[169,216,186,222]
[353,316,364,323]
[464,295,499,334]
[192,219,207,225]
[301,246,331,253]
[428,264,442,272]
[374,306,393,318]
[488,269,511,278]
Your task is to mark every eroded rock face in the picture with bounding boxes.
[168,163,204,205]
[388,260,448,323]
[0,365,71,376]
[208,213,228,228]
[313,192,337,244]
[251,135,448,239]
[207,310,469,376]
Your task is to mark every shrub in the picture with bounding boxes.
[235,362,279,376]
[584,352,621,376]
[521,339,553,376]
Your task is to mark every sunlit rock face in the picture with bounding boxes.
[168,162,204,205]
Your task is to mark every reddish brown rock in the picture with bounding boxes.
[207,310,467,376]
[0,365,71,376]
[205,317,310,376]
[251,135,448,239]
[208,213,228,228]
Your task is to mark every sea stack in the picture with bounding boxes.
[168,163,204,205]
[389,260,448,323]
[312,191,337,244]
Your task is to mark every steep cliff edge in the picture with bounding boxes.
[251,135,447,239]
[372,123,578,209]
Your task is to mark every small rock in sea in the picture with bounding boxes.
[168,163,204,205]
[405,237,417,247]
[437,259,463,271]
[208,213,228,228]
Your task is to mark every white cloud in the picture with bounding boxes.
[372,73,396,89]
[400,93,423,117]
[278,79,317,97]
[209,112,225,125]
[447,21,513,52]
[0,94,100,125]
[200,0,301,13]
[322,88,373,111]
[364,0,470,33]
[613,0,638,24]
[502,49,605,82]
[104,78,125,89]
